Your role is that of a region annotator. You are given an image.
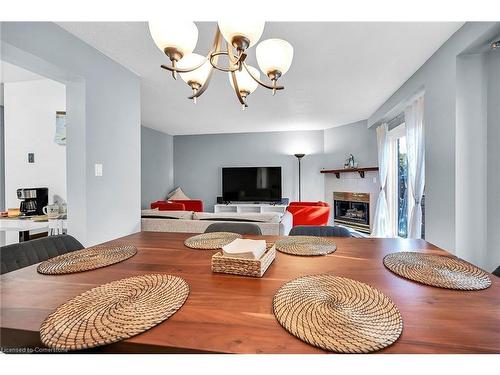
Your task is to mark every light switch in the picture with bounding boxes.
[95,163,103,177]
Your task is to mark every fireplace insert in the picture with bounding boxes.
[333,192,370,234]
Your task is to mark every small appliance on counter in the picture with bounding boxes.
[17,188,49,216]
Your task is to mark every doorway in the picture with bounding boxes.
[1,61,67,245]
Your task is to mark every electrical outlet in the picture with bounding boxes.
[28,153,35,163]
[95,163,103,177]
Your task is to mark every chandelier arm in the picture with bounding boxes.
[242,62,285,91]
[226,41,240,66]
[188,66,215,99]
[212,26,223,53]
[187,26,223,100]
[209,52,241,73]
[161,61,207,74]
[230,71,247,107]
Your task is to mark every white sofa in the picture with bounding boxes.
[141,210,292,235]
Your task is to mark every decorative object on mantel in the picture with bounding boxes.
[383,252,491,290]
[40,274,189,351]
[344,153,358,169]
[149,21,293,109]
[294,153,306,201]
[320,167,379,178]
[37,245,137,275]
[275,236,337,256]
[273,274,403,353]
[184,232,242,250]
[212,242,276,277]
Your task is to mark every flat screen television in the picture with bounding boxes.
[222,167,282,202]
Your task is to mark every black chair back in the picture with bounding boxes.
[204,222,263,235]
[493,266,500,278]
[1,235,84,274]
[289,225,352,237]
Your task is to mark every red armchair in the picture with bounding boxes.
[151,200,204,212]
[286,201,331,226]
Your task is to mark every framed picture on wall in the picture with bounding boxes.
[55,111,66,145]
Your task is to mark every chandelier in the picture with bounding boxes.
[148,22,294,109]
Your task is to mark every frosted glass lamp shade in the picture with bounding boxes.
[229,65,260,94]
[218,21,265,49]
[256,38,294,77]
[178,54,212,87]
[148,21,198,58]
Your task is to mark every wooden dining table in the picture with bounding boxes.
[1,231,499,354]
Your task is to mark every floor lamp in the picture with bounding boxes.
[294,153,305,202]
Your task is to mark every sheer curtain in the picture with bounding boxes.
[405,96,425,238]
[372,123,391,237]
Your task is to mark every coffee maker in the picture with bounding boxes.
[17,188,48,216]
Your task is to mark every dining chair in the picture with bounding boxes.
[0,234,84,274]
[204,222,263,235]
[289,225,352,237]
[493,266,500,277]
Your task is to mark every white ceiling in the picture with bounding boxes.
[57,22,463,135]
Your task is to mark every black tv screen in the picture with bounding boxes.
[222,167,282,202]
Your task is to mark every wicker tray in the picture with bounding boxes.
[212,243,276,277]
[383,251,491,290]
[273,274,403,353]
[184,232,242,249]
[275,236,337,256]
[37,244,137,275]
[40,274,189,351]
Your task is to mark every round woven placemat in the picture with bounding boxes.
[40,274,189,351]
[37,245,137,275]
[273,274,403,353]
[275,236,337,256]
[383,251,491,290]
[184,232,242,249]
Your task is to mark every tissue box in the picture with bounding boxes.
[212,242,276,278]
[222,239,267,260]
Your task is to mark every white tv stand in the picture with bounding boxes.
[214,203,288,214]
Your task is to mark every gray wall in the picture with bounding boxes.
[455,53,488,268]
[0,101,3,246]
[174,130,325,212]
[1,22,141,246]
[368,22,500,255]
[173,122,377,213]
[1,79,4,245]
[487,49,500,271]
[0,104,4,212]
[141,126,173,209]
[323,120,377,168]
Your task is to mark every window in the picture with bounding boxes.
[387,123,412,238]
[397,136,408,238]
